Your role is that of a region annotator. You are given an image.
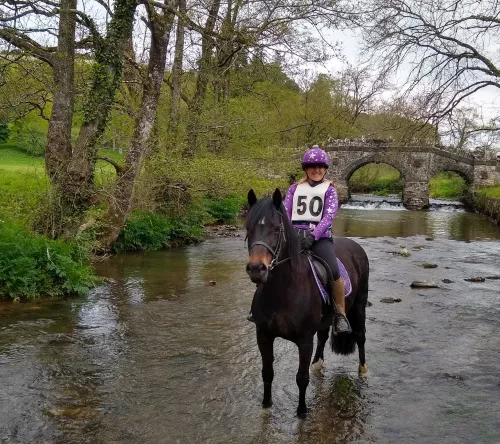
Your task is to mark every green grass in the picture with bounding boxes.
[429,172,467,199]
[350,164,403,195]
[0,143,45,172]
[478,186,500,198]
[0,143,125,224]
[350,164,470,199]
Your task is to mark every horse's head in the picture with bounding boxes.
[245,188,286,284]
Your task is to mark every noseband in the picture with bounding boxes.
[248,213,287,271]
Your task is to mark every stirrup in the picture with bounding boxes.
[333,313,351,335]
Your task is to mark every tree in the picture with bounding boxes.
[362,0,500,125]
[1,0,139,215]
[336,64,389,124]
[100,0,176,249]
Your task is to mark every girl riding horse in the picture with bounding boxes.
[248,145,351,335]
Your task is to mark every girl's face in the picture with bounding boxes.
[305,164,327,182]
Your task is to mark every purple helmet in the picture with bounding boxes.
[302,145,329,169]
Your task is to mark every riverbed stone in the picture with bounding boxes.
[380,297,402,303]
[410,280,439,288]
[464,276,486,282]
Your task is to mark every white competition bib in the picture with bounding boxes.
[291,181,330,223]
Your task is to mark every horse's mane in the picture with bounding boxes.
[245,197,301,270]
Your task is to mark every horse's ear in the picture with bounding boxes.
[272,188,282,209]
[248,189,257,207]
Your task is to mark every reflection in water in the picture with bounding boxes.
[334,208,500,241]
[1,210,500,443]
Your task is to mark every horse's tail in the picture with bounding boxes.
[330,330,356,355]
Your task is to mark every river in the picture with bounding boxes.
[1,198,500,443]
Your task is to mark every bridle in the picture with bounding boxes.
[247,211,288,271]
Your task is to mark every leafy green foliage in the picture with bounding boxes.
[0,222,98,301]
[11,119,47,157]
[204,195,244,223]
[0,123,9,143]
[114,209,206,252]
[469,188,500,222]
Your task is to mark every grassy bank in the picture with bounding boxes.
[0,144,254,300]
[467,188,500,224]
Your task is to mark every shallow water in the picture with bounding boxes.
[1,207,500,443]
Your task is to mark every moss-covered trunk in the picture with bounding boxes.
[100,3,176,250]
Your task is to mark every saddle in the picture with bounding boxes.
[305,252,352,306]
[295,228,352,305]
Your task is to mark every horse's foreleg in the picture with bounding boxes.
[296,337,314,418]
[311,327,329,372]
[257,331,275,408]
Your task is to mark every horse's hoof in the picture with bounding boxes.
[359,363,368,377]
[310,358,324,373]
[262,400,273,409]
[296,407,308,419]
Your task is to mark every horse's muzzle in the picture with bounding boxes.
[246,262,269,284]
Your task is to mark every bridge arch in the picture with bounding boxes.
[428,165,474,185]
[341,154,408,183]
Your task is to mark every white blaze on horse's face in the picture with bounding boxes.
[246,224,274,283]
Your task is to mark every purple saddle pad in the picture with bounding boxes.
[306,256,352,304]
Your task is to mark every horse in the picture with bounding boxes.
[245,188,370,418]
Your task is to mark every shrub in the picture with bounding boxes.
[0,123,9,143]
[0,222,98,301]
[11,120,47,157]
[114,209,207,252]
[204,195,244,223]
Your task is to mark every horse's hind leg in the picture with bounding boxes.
[350,300,368,376]
[296,337,314,418]
[311,327,329,372]
[257,331,275,408]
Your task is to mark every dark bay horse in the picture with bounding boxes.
[245,188,369,417]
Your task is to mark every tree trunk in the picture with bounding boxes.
[45,0,76,186]
[100,5,175,250]
[167,0,186,144]
[183,0,221,156]
[63,0,138,208]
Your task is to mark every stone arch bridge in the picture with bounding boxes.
[323,140,500,210]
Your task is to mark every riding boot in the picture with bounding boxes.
[333,278,351,335]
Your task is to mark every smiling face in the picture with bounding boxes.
[305,164,327,182]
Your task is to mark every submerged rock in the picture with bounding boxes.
[380,297,402,303]
[388,247,411,257]
[421,263,438,269]
[410,280,439,288]
[464,276,486,282]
